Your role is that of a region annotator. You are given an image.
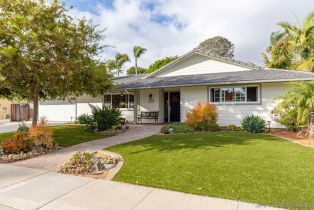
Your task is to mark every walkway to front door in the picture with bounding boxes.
[164,92,180,123]
[10,125,161,171]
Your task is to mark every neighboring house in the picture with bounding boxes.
[0,99,11,120]
[39,48,314,127]
[0,99,32,121]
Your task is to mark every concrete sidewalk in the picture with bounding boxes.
[0,164,283,210]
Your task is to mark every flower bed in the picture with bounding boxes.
[0,122,56,163]
[0,150,47,163]
[58,151,120,179]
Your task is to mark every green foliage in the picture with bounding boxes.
[0,0,111,126]
[17,121,29,132]
[198,36,234,58]
[263,11,314,71]
[185,102,219,131]
[133,46,147,75]
[145,56,178,74]
[89,104,123,131]
[273,81,314,130]
[241,115,266,133]
[77,114,93,125]
[127,66,146,75]
[106,53,130,76]
[227,124,239,131]
[161,123,194,134]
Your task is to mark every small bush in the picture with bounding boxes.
[1,132,32,154]
[241,115,266,133]
[28,125,55,150]
[17,121,29,132]
[59,152,94,175]
[227,124,239,131]
[89,104,123,131]
[272,100,300,132]
[185,102,219,131]
[77,114,93,125]
[161,123,194,134]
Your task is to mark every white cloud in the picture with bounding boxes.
[68,0,313,74]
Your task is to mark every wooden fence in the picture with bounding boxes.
[10,104,32,121]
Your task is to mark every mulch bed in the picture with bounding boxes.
[270,130,314,148]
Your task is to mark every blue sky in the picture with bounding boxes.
[67,0,314,72]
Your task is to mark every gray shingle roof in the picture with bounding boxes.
[116,69,314,89]
[112,74,146,85]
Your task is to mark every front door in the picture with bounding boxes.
[164,92,180,122]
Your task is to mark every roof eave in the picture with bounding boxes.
[117,77,314,90]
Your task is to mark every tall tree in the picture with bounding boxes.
[0,0,111,126]
[106,53,130,76]
[197,36,234,58]
[133,46,147,75]
[145,56,178,74]
[127,66,146,75]
[263,11,314,71]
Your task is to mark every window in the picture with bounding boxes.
[209,86,259,104]
[104,93,134,109]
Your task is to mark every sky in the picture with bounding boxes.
[66,0,313,70]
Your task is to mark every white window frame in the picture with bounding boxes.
[208,85,260,105]
[104,93,134,110]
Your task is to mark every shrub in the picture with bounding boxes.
[161,123,194,134]
[185,102,219,131]
[28,125,55,150]
[89,104,123,131]
[1,132,32,154]
[17,121,29,132]
[272,99,300,132]
[77,114,93,125]
[59,152,94,175]
[241,115,266,133]
[227,124,239,131]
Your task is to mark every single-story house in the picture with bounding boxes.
[39,48,314,127]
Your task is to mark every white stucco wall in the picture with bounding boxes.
[180,86,208,122]
[39,104,76,122]
[157,54,250,77]
[179,83,290,128]
[39,96,134,122]
[139,89,163,123]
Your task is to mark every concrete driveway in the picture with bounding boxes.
[0,164,283,210]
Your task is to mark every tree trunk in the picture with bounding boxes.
[32,93,39,126]
[135,58,138,75]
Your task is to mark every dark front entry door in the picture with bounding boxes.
[164,92,180,122]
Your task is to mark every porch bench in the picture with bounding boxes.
[137,111,159,123]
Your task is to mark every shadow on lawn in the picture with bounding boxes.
[127,131,282,154]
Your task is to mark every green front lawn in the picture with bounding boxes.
[107,131,314,209]
[0,125,111,147]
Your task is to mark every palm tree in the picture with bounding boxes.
[106,53,130,76]
[133,46,147,75]
[263,11,314,71]
[274,81,314,128]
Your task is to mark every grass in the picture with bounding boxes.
[0,125,111,147]
[160,123,194,134]
[107,131,314,209]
